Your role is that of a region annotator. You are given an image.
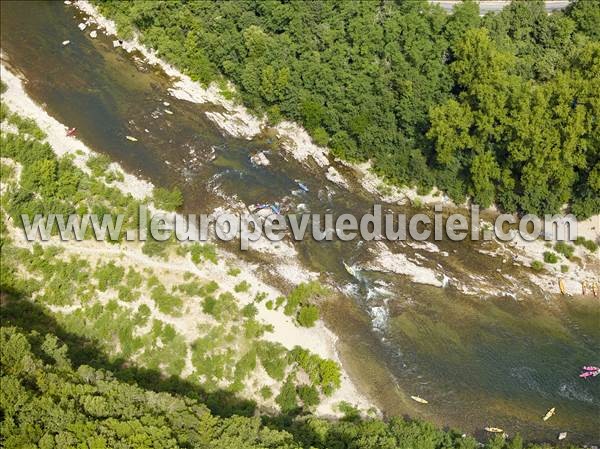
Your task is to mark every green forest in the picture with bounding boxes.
[95,0,600,217]
[1,324,575,449]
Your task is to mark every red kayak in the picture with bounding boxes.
[66,127,77,136]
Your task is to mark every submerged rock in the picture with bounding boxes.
[250,151,270,166]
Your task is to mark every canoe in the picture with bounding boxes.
[125,135,138,142]
[485,427,504,433]
[410,395,428,404]
[542,407,555,421]
[558,279,566,295]
[343,261,356,277]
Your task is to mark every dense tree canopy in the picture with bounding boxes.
[1,325,573,449]
[96,0,600,217]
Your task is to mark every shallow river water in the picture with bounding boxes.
[1,1,599,443]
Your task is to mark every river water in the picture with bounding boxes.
[2,1,599,443]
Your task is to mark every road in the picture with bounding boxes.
[430,0,571,14]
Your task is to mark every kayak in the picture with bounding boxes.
[542,407,556,421]
[485,427,504,433]
[343,261,356,277]
[66,127,77,136]
[558,279,566,295]
[410,396,428,404]
[126,135,138,142]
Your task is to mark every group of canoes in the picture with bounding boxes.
[558,279,599,296]
[249,181,309,215]
[579,365,600,379]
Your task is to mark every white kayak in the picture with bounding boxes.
[410,395,428,404]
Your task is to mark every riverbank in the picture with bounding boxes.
[70,0,598,298]
[0,60,373,417]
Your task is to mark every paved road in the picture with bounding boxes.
[431,0,571,14]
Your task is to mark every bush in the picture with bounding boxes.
[190,243,217,264]
[543,252,558,264]
[560,265,569,273]
[260,386,273,399]
[574,236,598,252]
[234,280,251,293]
[256,341,288,381]
[297,305,319,327]
[297,384,320,408]
[241,303,258,319]
[153,186,183,211]
[151,284,183,316]
[86,154,111,178]
[554,242,575,259]
[284,281,327,316]
[275,376,299,414]
[94,261,125,291]
[142,239,168,259]
[531,260,544,271]
[227,267,241,276]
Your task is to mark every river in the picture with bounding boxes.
[1,1,599,443]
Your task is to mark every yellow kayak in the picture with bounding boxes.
[543,407,556,421]
[410,395,428,404]
[126,135,138,142]
[558,279,566,295]
[485,427,504,433]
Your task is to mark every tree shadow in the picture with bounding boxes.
[0,287,256,419]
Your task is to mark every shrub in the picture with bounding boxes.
[531,260,544,271]
[284,281,327,316]
[153,186,183,211]
[256,341,287,381]
[297,305,319,327]
[543,252,558,264]
[554,242,575,259]
[254,292,267,303]
[94,261,125,291]
[297,384,320,408]
[142,239,168,259]
[260,386,273,399]
[337,401,361,422]
[227,267,241,276]
[234,280,250,293]
[560,265,569,273]
[86,154,111,178]
[151,284,183,316]
[190,243,217,264]
[575,236,598,252]
[241,303,258,319]
[275,376,299,414]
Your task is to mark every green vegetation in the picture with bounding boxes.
[554,242,575,259]
[227,266,241,276]
[543,251,559,264]
[234,280,251,293]
[189,242,218,264]
[86,153,111,177]
[0,102,348,416]
[97,0,600,218]
[7,324,537,449]
[283,281,326,327]
[531,260,545,272]
[152,186,183,211]
[574,236,599,252]
[297,304,320,328]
